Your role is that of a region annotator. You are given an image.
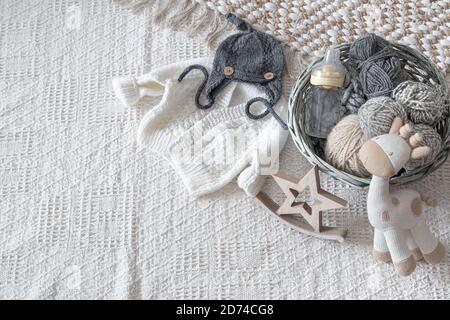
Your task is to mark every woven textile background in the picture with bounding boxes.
[0,0,449,299]
[203,0,450,74]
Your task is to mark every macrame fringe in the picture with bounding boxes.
[204,13,227,46]
[186,6,211,38]
[283,45,310,80]
[153,0,173,25]
[166,1,198,30]
[114,0,233,47]
[113,0,310,78]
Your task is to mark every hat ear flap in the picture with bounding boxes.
[178,64,216,110]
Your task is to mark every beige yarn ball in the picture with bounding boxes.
[325,115,370,178]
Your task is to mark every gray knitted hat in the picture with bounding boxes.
[178,13,286,129]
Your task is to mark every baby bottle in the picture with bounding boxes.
[305,48,346,138]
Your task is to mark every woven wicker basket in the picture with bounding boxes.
[288,42,450,188]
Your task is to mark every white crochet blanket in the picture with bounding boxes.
[0,0,449,299]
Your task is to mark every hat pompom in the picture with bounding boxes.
[225,13,252,32]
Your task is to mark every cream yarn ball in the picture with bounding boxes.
[325,115,370,178]
[358,96,408,138]
[393,80,447,126]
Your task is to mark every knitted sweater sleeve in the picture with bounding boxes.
[112,71,164,107]
[111,58,210,108]
[237,97,289,197]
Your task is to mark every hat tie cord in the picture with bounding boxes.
[246,97,287,130]
[178,65,215,110]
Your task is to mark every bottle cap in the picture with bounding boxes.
[310,48,346,88]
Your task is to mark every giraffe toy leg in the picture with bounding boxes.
[410,220,446,265]
[372,229,391,263]
[384,229,416,276]
[405,230,423,261]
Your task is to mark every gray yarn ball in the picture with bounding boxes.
[405,124,442,171]
[359,54,410,99]
[342,80,366,114]
[393,80,446,126]
[358,96,408,138]
[342,61,367,113]
[344,34,411,113]
[349,34,388,61]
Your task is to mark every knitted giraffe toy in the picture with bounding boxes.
[358,117,446,276]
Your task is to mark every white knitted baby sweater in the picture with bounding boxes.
[112,57,288,198]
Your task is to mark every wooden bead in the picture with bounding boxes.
[223,66,234,76]
[264,72,274,80]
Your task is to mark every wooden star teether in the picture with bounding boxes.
[255,166,348,242]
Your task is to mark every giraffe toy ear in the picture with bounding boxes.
[389,117,403,134]
[411,146,431,160]
[409,133,423,148]
[399,123,413,139]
